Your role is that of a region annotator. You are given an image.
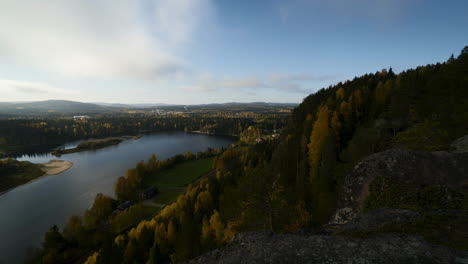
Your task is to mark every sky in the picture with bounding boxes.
[0,0,467,104]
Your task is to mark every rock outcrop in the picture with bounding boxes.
[188,142,468,264]
[331,148,468,224]
[333,208,420,233]
[451,135,468,153]
[187,231,468,264]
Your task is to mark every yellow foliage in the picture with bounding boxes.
[223,220,239,242]
[128,220,152,240]
[201,216,211,242]
[307,105,331,182]
[307,104,337,220]
[375,80,393,106]
[184,151,194,160]
[114,235,126,247]
[350,89,363,118]
[209,210,225,242]
[84,251,99,264]
[284,201,312,231]
[330,111,341,132]
[195,190,214,214]
[336,87,345,100]
[167,220,177,243]
[153,222,168,246]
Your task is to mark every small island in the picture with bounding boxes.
[51,136,141,156]
[0,159,74,194]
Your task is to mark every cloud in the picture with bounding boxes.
[0,0,213,80]
[152,0,214,44]
[182,72,336,93]
[0,79,78,100]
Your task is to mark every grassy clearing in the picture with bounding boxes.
[146,158,213,205]
[152,191,182,205]
[148,158,213,188]
[142,205,161,216]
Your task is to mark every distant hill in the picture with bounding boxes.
[93,102,172,108]
[0,100,116,115]
[0,100,296,116]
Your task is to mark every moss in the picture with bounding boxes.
[338,210,468,251]
[364,177,468,212]
[379,210,468,250]
[359,176,468,250]
[363,177,404,211]
[393,120,450,151]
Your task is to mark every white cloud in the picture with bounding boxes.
[0,79,79,101]
[0,0,213,80]
[153,0,214,44]
[182,72,335,93]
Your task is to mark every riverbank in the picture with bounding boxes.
[51,136,141,156]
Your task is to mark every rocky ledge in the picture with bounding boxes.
[331,148,468,224]
[187,230,468,264]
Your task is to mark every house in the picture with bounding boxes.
[73,115,89,120]
[116,201,134,211]
[112,200,135,215]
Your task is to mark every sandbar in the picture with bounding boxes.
[40,159,74,175]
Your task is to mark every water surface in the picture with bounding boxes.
[0,132,235,263]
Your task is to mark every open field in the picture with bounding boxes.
[145,158,214,204]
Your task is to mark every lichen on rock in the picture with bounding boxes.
[450,135,468,153]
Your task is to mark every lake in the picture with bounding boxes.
[0,132,235,264]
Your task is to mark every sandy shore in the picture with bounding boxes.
[40,159,74,175]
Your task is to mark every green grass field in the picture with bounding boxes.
[152,191,182,205]
[146,158,214,204]
[142,205,161,217]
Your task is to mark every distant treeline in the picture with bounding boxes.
[0,115,286,157]
[51,136,136,156]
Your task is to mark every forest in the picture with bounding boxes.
[0,158,45,193]
[30,47,468,263]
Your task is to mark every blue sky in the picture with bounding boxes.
[0,0,467,104]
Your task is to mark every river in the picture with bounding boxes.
[0,132,235,264]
